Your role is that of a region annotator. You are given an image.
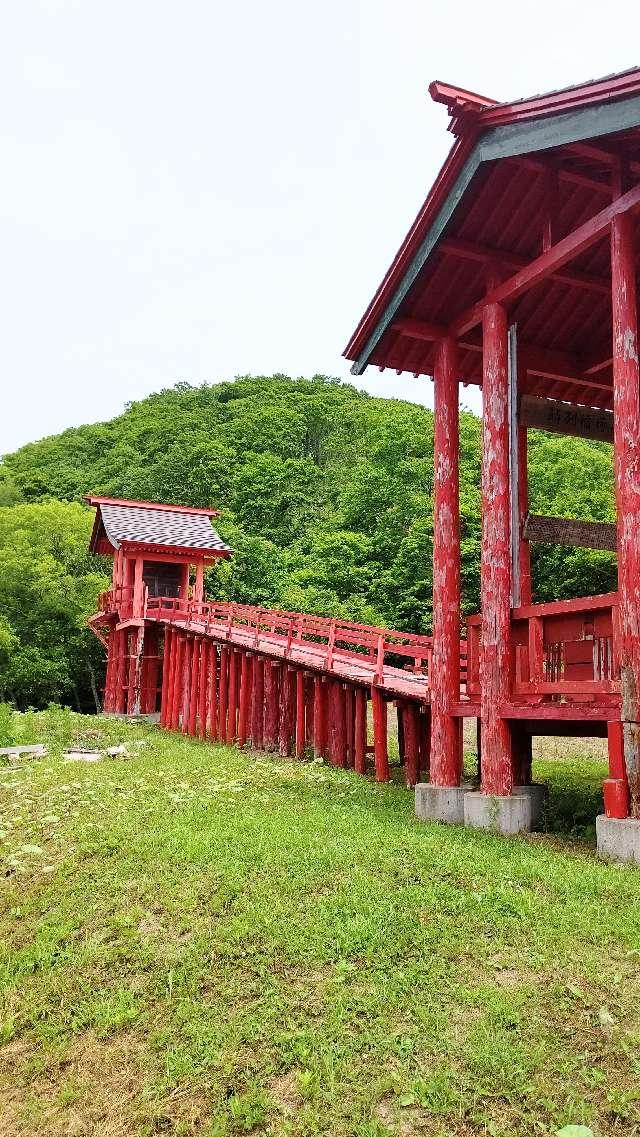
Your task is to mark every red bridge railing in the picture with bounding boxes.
[466,592,619,705]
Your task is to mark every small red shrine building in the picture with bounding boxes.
[86,497,231,715]
[344,68,640,855]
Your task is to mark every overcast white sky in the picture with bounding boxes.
[1,1,638,453]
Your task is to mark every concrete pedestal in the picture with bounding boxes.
[514,783,547,828]
[464,791,533,834]
[596,815,640,865]
[415,783,467,824]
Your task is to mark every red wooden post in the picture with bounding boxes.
[313,675,327,758]
[182,637,193,733]
[188,636,200,735]
[163,629,175,728]
[263,662,280,750]
[208,644,219,740]
[227,649,239,741]
[354,687,367,774]
[480,302,514,796]
[238,652,252,746]
[295,668,306,757]
[304,675,315,750]
[611,212,640,817]
[251,656,265,749]
[402,703,420,787]
[345,685,355,768]
[371,685,389,781]
[279,666,295,756]
[333,683,347,768]
[133,555,145,618]
[197,638,209,738]
[430,336,462,787]
[219,646,229,742]
[171,636,184,729]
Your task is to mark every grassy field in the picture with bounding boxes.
[1,711,640,1137]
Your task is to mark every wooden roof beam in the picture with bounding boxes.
[440,237,610,294]
[508,155,612,197]
[450,182,640,337]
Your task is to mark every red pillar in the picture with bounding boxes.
[208,645,219,740]
[480,302,514,796]
[170,636,184,729]
[182,637,194,733]
[430,336,462,787]
[611,212,640,817]
[402,703,420,788]
[345,686,355,768]
[227,650,239,742]
[188,636,200,735]
[313,676,328,758]
[218,646,229,742]
[251,656,265,749]
[371,686,389,781]
[279,667,295,756]
[197,639,209,738]
[295,669,305,757]
[354,688,367,774]
[331,682,347,767]
[238,652,252,747]
[263,662,280,750]
[133,555,145,618]
[163,629,176,728]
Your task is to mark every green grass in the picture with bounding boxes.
[1,712,640,1137]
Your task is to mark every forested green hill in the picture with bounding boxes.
[0,375,617,708]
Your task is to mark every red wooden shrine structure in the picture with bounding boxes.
[87,497,453,786]
[86,67,640,859]
[344,68,640,849]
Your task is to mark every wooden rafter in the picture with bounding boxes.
[450,182,640,337]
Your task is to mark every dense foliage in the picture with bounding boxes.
[0,375,617,708]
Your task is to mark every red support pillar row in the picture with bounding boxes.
[295,669,306,757]
[430,336,462,788]
[354,688,367,775]
[611,212,640,817]
[371,686,389,782]
[238,652,252,747]
[480,302,514,796]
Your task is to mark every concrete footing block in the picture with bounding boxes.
[415,783,467,824]
[596,815,640,865]
[514,783,547,828]
[464,791,533,834]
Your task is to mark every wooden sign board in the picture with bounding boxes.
[519,395,613,442]
[524,513,617,551]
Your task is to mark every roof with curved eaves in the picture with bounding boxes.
[85,496,232,557]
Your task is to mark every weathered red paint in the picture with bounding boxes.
[208,644,218,740]
[480,302,514,796]
[197,638,209,738]
[371,686,389,781]
[263,662,280,751]
[313,676,327,759]
[611,211,640,817]
[188,636,200,735]
[430,336,462,787]
[279,667,295,756]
